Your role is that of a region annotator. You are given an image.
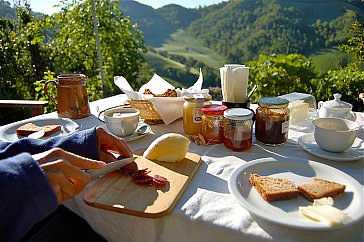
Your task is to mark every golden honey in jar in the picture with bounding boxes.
[223,108,254,151]
[183,93,212,135]
[255,97,290,146]
[201,104,228,144]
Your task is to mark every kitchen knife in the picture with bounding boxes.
[87,156,136,179]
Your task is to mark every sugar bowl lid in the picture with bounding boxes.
[322,93,352,109]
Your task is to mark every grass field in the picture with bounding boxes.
[144,29,226,87]
[154,29,226,69]
[307,47,352,76]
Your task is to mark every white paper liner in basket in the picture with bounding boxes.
[114,70,207,125]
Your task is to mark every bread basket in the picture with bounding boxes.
[127,99,164,124]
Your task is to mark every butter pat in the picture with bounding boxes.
[288,100,309,121]
[143,133,190,162]
[313,197,334,206]
[299,205,349,226]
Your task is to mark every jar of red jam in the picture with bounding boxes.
[223,108,254,151]
[201,104,228,144]
[255,97,290,146]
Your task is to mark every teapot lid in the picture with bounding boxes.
[323,93,352,108]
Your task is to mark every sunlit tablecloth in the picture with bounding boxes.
[11,95,364,242]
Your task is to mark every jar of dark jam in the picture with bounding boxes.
[255,97,290,146]
[201,104,228,144]
[223,108,254,151]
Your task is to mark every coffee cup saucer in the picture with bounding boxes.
[298,133,364,161]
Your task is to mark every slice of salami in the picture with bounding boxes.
[120,161,169,187]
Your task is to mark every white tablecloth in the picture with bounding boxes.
[9,95,364,241]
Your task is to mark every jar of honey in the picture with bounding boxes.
[201,104,228,144]
[255,97,290,146]
[183,93,212,135]
[223,108,254,151]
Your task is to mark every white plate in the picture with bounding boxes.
[228,157,364,230]
[298,133,364,161]
[0,118,80,142]
[118,123,151,142]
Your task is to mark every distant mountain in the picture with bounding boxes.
[119,0,175,46]
[0,0,16,19]
[156,4,200,29]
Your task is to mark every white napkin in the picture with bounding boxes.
[181,68,208,96]
[114,76,144,100]
[114,71,206,125]
[139,73,175,95]
[220,64,249,103]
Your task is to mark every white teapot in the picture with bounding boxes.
[318,93,356,121]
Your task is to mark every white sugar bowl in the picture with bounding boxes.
[318,93,356,121]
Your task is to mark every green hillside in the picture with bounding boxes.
[278,0,364,24]
[308,47,352,76]
[143,51,201,88]
[154,29,226,69]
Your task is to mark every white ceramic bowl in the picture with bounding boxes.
[104,107,140,136]
[312,118,360,153]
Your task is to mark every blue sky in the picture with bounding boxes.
[25,0,225,14]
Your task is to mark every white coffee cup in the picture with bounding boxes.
[104,107,140,136]
[313,118,360,153]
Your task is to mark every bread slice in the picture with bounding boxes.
[42,125,62,136]
[16,123,40,136]
[249,174,300,202]
[297,177,346,201]
[16,123,61,136]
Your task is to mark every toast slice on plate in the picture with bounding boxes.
[16,123,61,136]
[249,174,300,202]
[297,177,346,201]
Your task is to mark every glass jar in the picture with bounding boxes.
[223,108,254,151]
[201,104,228,144]
[183,93,212,135]
[255,97,290,146]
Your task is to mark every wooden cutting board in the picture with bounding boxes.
[83,150,201,218]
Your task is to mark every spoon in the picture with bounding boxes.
[124,125,150,141]
[244,84,258,103]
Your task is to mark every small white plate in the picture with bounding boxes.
[228,157,364,230]
[0,118,80,142]
[298,133,364,161]
[118,123,151,142]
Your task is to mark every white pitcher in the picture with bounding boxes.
[318,93,356,121]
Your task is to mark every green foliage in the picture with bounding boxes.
[339,19,364,68]
[316,16,364,112]
[246,54,317,102]
[34,70,57,113]
[0,6,52,100]
[316,68,363,111]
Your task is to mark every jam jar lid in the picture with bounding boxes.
[183,93,212,102]
[223,108,254,120]
[258,97,289,108]
[201,104,228,115]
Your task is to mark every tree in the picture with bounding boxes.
[43,0,147,99]
[316,17,364,112]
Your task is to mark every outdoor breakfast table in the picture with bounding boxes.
[3,94,364,241]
